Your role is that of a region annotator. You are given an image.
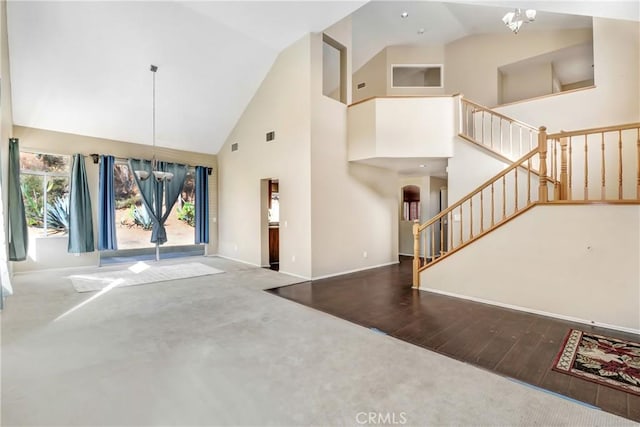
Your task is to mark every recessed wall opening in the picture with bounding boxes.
[322,33,347,104]
[392,65,443,88]
[498,42,595,105]
[261,178,280,271]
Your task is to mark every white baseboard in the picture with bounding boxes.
[12,261,101,275]
[214,254,262,268]
[278,271,311,281]
[311,261,400,281]
[421,287,640,335]
[210,256,401,283]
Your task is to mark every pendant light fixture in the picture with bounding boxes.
[134,64,173,182]
[502,8,536,34]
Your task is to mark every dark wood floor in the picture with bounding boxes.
[267,256,640,422]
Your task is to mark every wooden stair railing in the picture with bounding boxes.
[413,121,640,288]
[460,98,539,161]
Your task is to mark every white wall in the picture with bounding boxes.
[0,0,13,294]
[445,28,592,108]
[310,18,399,278]
[352,48,386,103]
[376,97,455,158]
[420,204,640,333]
[495,19,640,133]
[217,35,313,278]
[11,126,217,273]
[352,44,446,103]
[348,97,456,161]
[500,62,553,105]
[448,138,511,205]
[347,100,377,160]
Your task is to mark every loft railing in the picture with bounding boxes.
[460,98,539,161]
[546,123,640,201]
[413,121,640,288]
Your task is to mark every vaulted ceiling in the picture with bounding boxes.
[7,1,366,154]
[7,1,638,155]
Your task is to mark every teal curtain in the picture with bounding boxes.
[8,138,28,261]
[155,161,188,244]
[97,155,117,250]
[128,159,187,245]
[68,154,94,253]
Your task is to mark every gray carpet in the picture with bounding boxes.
[2,256,633,426]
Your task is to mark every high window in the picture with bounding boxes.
[19,151,70,236]
[402,185,421,221]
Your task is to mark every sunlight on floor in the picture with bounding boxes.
[54,277,126,322]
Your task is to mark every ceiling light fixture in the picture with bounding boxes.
[134,65,174,182]
[419,164,426,168]
[417,28,425,35]
[502,8,536,34]
[400,11,409,18]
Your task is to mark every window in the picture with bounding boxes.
[113,161,197,250]
[402,185,420,221]
[19,151,70,236]
[392,65,443,88]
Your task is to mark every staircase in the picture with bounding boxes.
[412,98,640,288]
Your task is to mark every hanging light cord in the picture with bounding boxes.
[153,67,156,151]
[151,64,157,168]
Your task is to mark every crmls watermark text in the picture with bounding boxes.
[355,412,407,425]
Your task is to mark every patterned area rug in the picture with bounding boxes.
[552,329,640,396]
[70,262,224,293]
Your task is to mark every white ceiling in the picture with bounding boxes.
[356,157,448,177]
[351,1,594,71]
[7,1,638,155]
[7,1,365,154]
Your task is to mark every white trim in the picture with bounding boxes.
[399,252,413,257]
[12,260,101,275]
[421,287,640,335]
[214,254,262,268]
[311,261,400,281]
[278,270,311,281]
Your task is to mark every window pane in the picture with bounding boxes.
[46,177,70,235]
[114,163,154,249]
[114,165,198,249]
[20,174,45,235]
[20,152,70,173]
[167,170,196,246]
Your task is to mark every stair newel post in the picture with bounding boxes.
[559,135,569,200]
[538,126,549,202]
[412,220,420,289]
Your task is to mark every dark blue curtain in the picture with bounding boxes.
[129,159,188,245]
[97,155,117,250]
[194,166,209,244]
[68,154,94,253]
[8,138,28,261]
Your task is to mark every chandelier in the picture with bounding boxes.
[502,8,536,34]
[135,64,173,182]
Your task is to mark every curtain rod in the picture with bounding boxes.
[88,153,212,175]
